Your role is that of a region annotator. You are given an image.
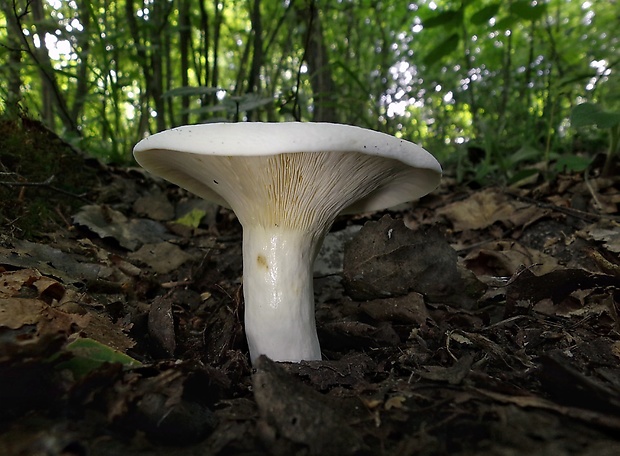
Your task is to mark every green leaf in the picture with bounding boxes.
[175,208,207,228]
[423,10,463,29]
[508,168,540,185]
[594,113,620,129]
[163,86,222,98]
[423,33,460,66]
[470,4,501,25]
[234,94,274,111]
[571,103,620,129]
[570,103,599,127]
[58,337,142,378]
[554,155,593,173]
[508,145,542,165]
[510,0,547,21]
[495,15,519,30]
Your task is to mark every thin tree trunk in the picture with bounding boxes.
[212,0,224,91]
[497,24,513,138]
[196,0,210,119]
[198,0,210,89]
[30,0,78,133]
[150,0,166,130]
[165,29,174,125]
[1,0,24,118]
[248,0,263,94]
[298,1,338,122]
[70,0,91,124]
[235,35,252,96]
[126,0,151,136]
[179,0,191,124]
[461,15,479,138]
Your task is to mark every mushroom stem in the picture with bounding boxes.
[242,225,322,364]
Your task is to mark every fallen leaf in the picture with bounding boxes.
[343,215,461,302]
[359,292,429,325]
[464,240,560,277]
[507,268,620,309]
[133,192,175,221]
[0,240,117,285]
[81,311,136,352]
[73,204,173,251]
[175,208,207,228]
[57,337,142,378]
[0,268,42,297]
[585,221,620,253]
[0,298,45,329]
[128,242,194,274]
[436,188,545,231]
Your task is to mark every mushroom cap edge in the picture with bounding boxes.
[133,122,442,213]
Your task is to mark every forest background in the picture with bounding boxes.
[0,0,618,181]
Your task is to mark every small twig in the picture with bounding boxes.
[0,175,91,203]
[0,175,55,186]
[583,168,605,211]
[504,189,620,222]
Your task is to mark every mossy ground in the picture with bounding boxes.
[0,115,99,237]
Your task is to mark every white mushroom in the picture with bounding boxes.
[133,122,441,364]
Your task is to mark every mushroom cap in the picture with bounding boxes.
[133,122,441,215]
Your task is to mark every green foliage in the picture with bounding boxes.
[0,0,617,180]
[54,337,142,379]
[175,208,207,228]
[423,34,460,66]
[571,102,620,176]
[571,103,620,130]
[553,154,593,174]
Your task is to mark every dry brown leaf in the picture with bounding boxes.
[133,192,175,221]
[128,241,194,274]
[72,204,173,251]
[0,298,45,329]
[464,240,560,277]
[359,292,428,325]
[436,188,544,232]
[585,221,620,253]
[0,268,43,298]
[0,268,134,351]
[81,311,136,352]
[343,215,461,302]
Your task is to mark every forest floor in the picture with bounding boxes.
[1,118,620,456]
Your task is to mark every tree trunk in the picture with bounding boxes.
[1,0,24,118]
[248,0,263,94]
[179,0,191,125]
[70,0,92,125]
[126,0,172,132]
[198,0,210,89]
[126,0,151,136]
[212,0,224,91]
[30,0,78,133]
[150,0,167,131]
[298,1,338,123]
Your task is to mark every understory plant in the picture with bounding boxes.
[571,102,620,176]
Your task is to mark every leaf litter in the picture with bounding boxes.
[1,126,620,455]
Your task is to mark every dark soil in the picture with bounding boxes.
[1,118,619,456]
